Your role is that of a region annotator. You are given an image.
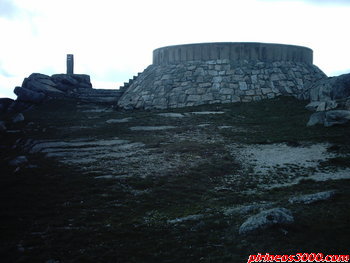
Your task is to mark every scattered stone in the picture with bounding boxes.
[324,110,350,127]
[167,214,204,224]
[289,190,336,204]
[238,208,294,235]
[95,175,129,179]
[218,125,232,129]
[223,202,274,216]
[12,113,24,123]
[190,111,225,115]
[197,124,211,127]
[106,118,132,123]
[307,112,325,126]
[129,126,176,131]
[157,113,185,118]
[9,156,28,166]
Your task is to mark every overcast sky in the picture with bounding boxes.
[1,0,349,98]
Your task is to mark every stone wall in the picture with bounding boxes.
[117,59,326,110]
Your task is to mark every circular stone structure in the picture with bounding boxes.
[118,42,326,110]
[153,42,313,65]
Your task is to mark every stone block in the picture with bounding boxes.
[202,93,214,101]
[245,90,255,96]
[239,82,248,91]
[187,94,201,102]
[199,82,211,88]
[267,93,275,99]
[213,76,223,83]
[242,96,253,102]
[208,70,218,76]
[261,88,272,95]
[220,88,234,95]
[251,75,258,84]
[231,95,241,103]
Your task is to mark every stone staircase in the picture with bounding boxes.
[119,72,142,91]
[71,72,142,104]
[71,88,125,104]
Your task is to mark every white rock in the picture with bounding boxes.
[239,208,294,235]
[289,190,336,204]
[157,113,185,118]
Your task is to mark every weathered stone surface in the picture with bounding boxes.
[14,86,45,103]
[289,190,336,204]
[238,208,294,235]
[51,74,92,91]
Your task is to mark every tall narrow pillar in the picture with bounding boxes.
[67,54,74,75]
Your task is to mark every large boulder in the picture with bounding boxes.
[22,73,65,97]
[308,73,350,102]
[51,74,92,91]
[238,207,294,235]
[307,110,350,127]
[0,98,14,113]
[306,73,350,127]
[14,86,45,103]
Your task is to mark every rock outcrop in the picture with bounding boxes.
[306,73,350,127]
[2,73,125,114]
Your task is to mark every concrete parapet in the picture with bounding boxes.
[153,42,313,65]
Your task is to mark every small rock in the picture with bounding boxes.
[129,126,176,131]
[289,190,336,204]
[307,112,325,126]
[157,113,185,118]
[12,113,25,123]
[305,101,322,112]
[9,156,28,166]
[0,121,7,132]
[106,118,131,123]
[238,208,294,235]
[167,214,204,224]
[190,111,225,115]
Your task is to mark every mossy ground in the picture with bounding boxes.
[0,97,349,262]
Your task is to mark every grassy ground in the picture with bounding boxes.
[0,97,349,262]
